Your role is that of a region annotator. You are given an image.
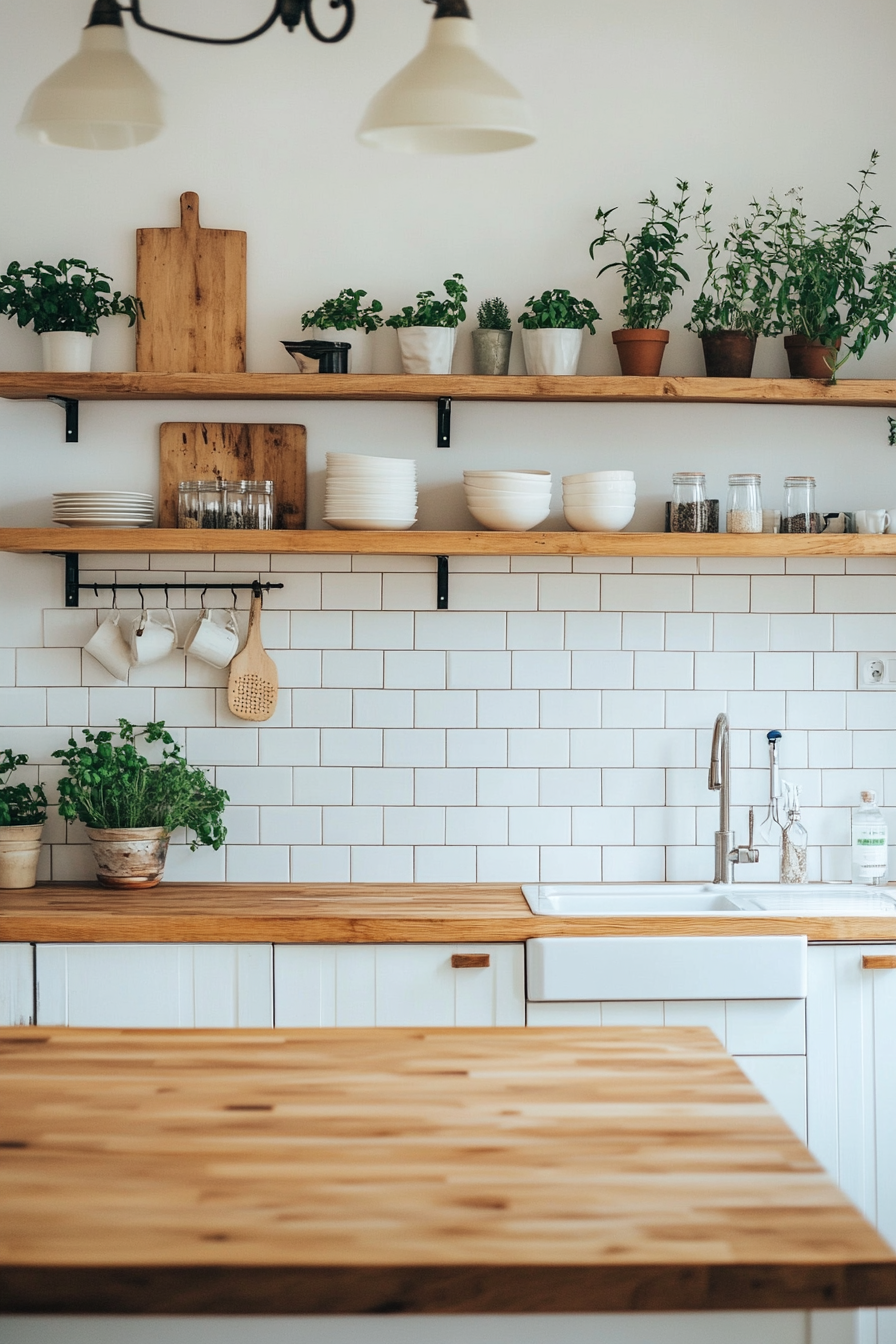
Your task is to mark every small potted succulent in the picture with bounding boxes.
[386,274,467,374]
[517,289,600,375]
[0,750,48,890]
[685,188,780,377]
[590,181,690,376]
[0,258,142,372]
[53,720,228,890]
[472,297,513,375]
[300,287,383,373]
[770,153,896,382]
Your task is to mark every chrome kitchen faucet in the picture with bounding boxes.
[709,712,759,884]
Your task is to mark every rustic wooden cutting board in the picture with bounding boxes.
[136,191,247,373]
[159,422,306,529]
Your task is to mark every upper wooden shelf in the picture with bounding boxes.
[2,371,896,406]
[4,528,896,557]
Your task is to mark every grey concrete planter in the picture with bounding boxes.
[472,328,512,376]
[86,826,170,889]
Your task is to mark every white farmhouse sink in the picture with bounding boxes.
[521,882,896,916]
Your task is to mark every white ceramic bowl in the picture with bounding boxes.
[563,503,635,532]
[464,480,552,497]
[466,499,551,531]
[464,485,552,501]
[562,470,634,485]
[464,469,550,480]
[562,493,636,506]
[325,516,418,531]
[562,480,636,496]
[328,452,415,468]
[327,489,418,503]
[464,489,552,505]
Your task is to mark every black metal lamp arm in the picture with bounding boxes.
[88,0,354,45]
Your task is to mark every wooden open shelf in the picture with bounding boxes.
[4,528,896,557]
[2,371,896,406]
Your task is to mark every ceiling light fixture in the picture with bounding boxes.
[17,0,355,151]
[357,0,535,154]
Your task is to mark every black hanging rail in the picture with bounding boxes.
[49,556,284,608]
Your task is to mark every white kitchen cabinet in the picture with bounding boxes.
[808,943,896,1344]
[0,943,33,1025]
[274,943,526,1027]
[35,944,273,1027]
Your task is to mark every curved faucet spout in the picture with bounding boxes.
[709,712,757,883]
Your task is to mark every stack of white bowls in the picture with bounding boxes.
[324,453,418,531]
[463,470,551,531]
[562,471,636,532]
[52,491,155,529]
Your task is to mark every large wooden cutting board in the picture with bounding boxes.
[136,192,246,373]
[159,422,306,529]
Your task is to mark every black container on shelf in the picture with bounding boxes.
[664,500,719,533]
[282,340,351,374]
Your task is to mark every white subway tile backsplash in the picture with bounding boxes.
[833,614,896,650]
[186,728,258,766]
[322,651,382,688]
[320,729,383,766]
[568,729,632,768]
[291,611,352,649]
[384,650,445,689]
[446,729,507,768]
[227,846,290,883]
[538,574,600,610]
[508,729,569,768]
[601,690,664,729]
[540,690,602,728]
[665,847,715,881]
[446,807,508,845]
[155,688,216,727]
[571,652,633,689]
[564,612,622,649]
[452,574,537,611]
[477,689,539,728]
[632,557,697,573]
[694,651,753,690]
[786,690,846,730]
[808,731,853,769]
[0,649,13,685]
[814,653,857,690]
[477,769,539,807]
[221,807,260,845]
[476,846,539,882]
[769,613,833,652]
[572,557,631,572]
[352,555,436,572]
[664,689,727,729]
[46,688,89,727]
[603,768,664,806]
[383,729,445,767]
[353,768,414,806]
[511,555,571,572]
[816,577,896,613]
[635,806,696,846]
[509,806,571,846]
[88,687,155,725]
[572,806,632,845]
[633,728,694,768]
[354,611,414,650]
[539,847,602,881]
[414,847,477,882]
[513,651,570,689]
[727,690,786,728]
[414,768,476,806]
[635,651,693,690]
[665,613,713,651]
[354,690,414,728]
[265,573,322,610]
[270,651,321,688]
[321,573,380,610]
[693,575,749,613]
[216,766,292,806]
[291,689,352,728]
[382,573,437,610]
[853,732,896,768]
[323,806,383,845]
[293,767,352,805]
[785,557,844,574]
[384,807,444,845]
[821,769,884,807]
[42,610,97,647]
[448,651,511,689]
[540,768,601,805]
[665,769,712,806]
[602,846,664,881]
[750,576,814,613]
[415,689,476,728]
[698,557,783,574]
[258,729,319,766]
[415,612,505,650]
[290,846,351,881]
[754,653,813,691]
[0,689,47,726]
[848,694,896,730]
[507,612,565,650]
[621,612,665,650]
[603,576,691,612]
[713,613,769,652]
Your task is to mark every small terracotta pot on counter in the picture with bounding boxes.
[612,328,669,376]
[86,826,170,889]
[701,331,757,378]
[0,824,44,889]
[784,334,841,380]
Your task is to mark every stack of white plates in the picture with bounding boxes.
[52,491,156,529]
[562,471,635,532]
[463,470,551,531]
[324,453,418,531]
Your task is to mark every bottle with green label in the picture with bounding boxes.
[851,790,888,885]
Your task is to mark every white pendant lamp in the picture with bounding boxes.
[357,0,535,155]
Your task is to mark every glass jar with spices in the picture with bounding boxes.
[726,473,762,533]
[223,481,246,529]
[197,480,223,530]
[671,472,708,533]
[243,480,275,530]
[177,480,202,530]
[781,475,821,533]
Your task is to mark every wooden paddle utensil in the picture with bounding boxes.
[227,590,278,722]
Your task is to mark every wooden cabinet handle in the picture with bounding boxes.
[862,955,896,970]
[451,954,490,969]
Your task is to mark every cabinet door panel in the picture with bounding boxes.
[0,943,33,1026]
[734,1055,807,1143]
[725,999,806,1055]
[375,944,456,1026]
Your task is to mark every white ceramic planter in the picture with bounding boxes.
[521,327,584,376]
[40,330,94,372]
[396,326,456,375]
[0,824,44,889]
[316,327,373,374]
[86,826,170,889]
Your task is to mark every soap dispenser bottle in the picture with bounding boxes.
[852,791,888,885]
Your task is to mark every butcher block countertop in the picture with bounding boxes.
[2,1025,896,1316]
[1,883,896,943]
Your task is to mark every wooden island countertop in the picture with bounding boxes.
[2,1024,896,1316]
[2,882,896,943]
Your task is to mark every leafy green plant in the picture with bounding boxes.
[590,181,691,329]
[53,720,228,851]
[0,750,48,828]
[685,187,780,339]
[386,275,468,328]
[768,152,896,380]
[517,289,600,333]
[301,288,383,334]
[0,259,142,335]
[477,297,511,330]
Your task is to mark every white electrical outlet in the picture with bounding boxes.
[859,653,896,689]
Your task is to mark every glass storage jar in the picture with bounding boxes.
[177,481,202,530]
[223,481,246,530]
[726,473,763,533]
[243,480,275,530]
[197,480,223,530]
[781,475,821,533]
[671,472,708,532]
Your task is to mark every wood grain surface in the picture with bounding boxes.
[159,422,306,529]
[2,371,896,406]
[135,193,246,374]
[2,1025,895,1315]
[2,883,895,944]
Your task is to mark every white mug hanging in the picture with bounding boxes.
[128,607,178,666]
[184,606,240,669]
[84,611,132,682]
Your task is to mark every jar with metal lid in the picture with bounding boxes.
[223,481,246,529]
[671,472,708,532]
[726,473,763,533]
[177,481,202,530]
[781,475,820,533]
[243,480,275,530]
[197,480,223,530]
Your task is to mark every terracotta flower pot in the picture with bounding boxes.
[0,824,44,889]
[701,331,757,378]
[784,334,841,380]
[612,328,669,376]
[86,826,169,889]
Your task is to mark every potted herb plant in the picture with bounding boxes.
[53,720,228,890]
[590,181,690,376]
[770,153,896,382]
[386,274,467,374]
[0,750,48,890]
[301,287,383,373]
[0,258,142,373]
[685,188,780,377]
[517,289,600,375]
[472,297,513,375]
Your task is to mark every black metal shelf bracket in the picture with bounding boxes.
[436,555,449,610]
[48,397,79,443]
[437,396,451,448]
[45,552,284,607]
